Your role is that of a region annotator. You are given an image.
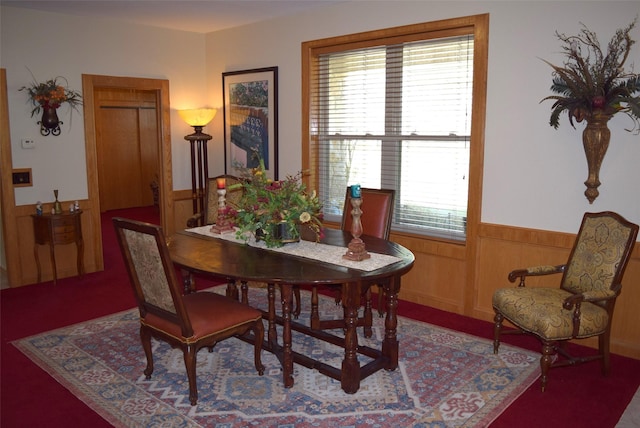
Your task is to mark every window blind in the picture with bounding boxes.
[310,35,474,240]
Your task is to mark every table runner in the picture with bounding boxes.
[185,225,402,272]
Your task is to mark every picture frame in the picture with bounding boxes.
[222,66,278,180]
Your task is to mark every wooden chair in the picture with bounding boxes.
[187,174,244,228]
[492,211,638,391]
[112,217,265,406]
[295,187,395,336]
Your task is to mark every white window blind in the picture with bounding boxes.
[312,35,473,241]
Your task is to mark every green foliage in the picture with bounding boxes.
[540,18,640,134]
[231,154,323,248]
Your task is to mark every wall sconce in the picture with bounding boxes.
[178,108,217,223]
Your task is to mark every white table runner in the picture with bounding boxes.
[185,226,401,272]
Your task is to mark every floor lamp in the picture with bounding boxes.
[178,108,217,224]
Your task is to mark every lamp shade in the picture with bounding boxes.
[178,108,217,127]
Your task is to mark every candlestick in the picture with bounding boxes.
[211,188,233,233]
[343,195,370,261]
[350,184,361,198]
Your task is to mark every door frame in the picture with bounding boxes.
[82,74,174,270]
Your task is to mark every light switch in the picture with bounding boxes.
[21,139,35,149]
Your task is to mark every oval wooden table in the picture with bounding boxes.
[168,227,415,394]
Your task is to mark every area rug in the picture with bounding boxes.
[14,286,539,427]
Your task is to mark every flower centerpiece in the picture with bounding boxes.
[19,74,83,136]
[231,157,323,248]
[540,18,640,203]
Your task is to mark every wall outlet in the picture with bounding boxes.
[21,139,35,149]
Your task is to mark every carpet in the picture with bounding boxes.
[14,286,539,427]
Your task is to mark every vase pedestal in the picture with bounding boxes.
[39,103,62,136]
[582,112,611,204]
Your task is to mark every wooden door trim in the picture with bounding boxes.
[0,68,22,286]
[82,74,174,271]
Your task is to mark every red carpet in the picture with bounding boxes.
[2,206,639,427]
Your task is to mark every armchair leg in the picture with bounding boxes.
[493,311,503,354]
[141,325,154,379]
[540,341,554,392]
[253,321,265,375]
[600,332,611,376]
[184,344,198,405]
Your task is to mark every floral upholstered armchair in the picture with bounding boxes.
[492,211,638,391]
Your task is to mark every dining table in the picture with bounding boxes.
[167,226,415,394]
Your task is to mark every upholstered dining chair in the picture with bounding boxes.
[294,187,395,335]
[113,217,265,406]
[492,211,638,392]
[187,174,244,227]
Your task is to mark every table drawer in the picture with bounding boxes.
[51,216,77,228]
[52,230,78,243]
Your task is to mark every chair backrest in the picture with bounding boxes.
[204,175,244,225]
[561,211,639,298]
[341,187,395,240]
[112,217,194,337]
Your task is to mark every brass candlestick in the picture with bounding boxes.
[343,196,370,261]
[211,188,233,233]
[53,189,62,214]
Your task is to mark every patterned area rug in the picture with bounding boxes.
[14,287,539,427]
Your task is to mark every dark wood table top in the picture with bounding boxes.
[168,227,415,286]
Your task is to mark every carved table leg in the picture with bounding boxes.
[267,283,277,347]
[341,281,361,393]
[280,283,294,388]
[310,286,320,330]
[381,276,399,370]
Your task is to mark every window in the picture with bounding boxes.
[303,15,488,242]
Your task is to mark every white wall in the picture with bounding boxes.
[1,6,209,205]
[1,1,639,237]
[205,0,640,235]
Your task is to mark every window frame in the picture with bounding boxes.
[301,14,489,244]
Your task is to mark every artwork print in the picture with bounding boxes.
[223,67,278,180]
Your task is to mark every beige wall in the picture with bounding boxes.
[1,6,208,206]
[204,1,640,234]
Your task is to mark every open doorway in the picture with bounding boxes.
[82,75,174,271]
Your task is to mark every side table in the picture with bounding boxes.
[32,210,84,284]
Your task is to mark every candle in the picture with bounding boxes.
[216,178,226,189]
[351,184,361,198]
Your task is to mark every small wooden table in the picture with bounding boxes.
[32,210,84,284]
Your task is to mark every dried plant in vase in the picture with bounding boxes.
[19,73,83,136]
[540,18,640,203]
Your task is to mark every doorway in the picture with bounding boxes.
[82,75,174,271]
[95,88,159,211]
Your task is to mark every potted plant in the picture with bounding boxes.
[541,18,640,203]
[19,75,83,136]
[231,156,323,248]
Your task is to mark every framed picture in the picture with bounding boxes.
[222,66,278,180]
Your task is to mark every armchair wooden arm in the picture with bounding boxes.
[508,264,566,286]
